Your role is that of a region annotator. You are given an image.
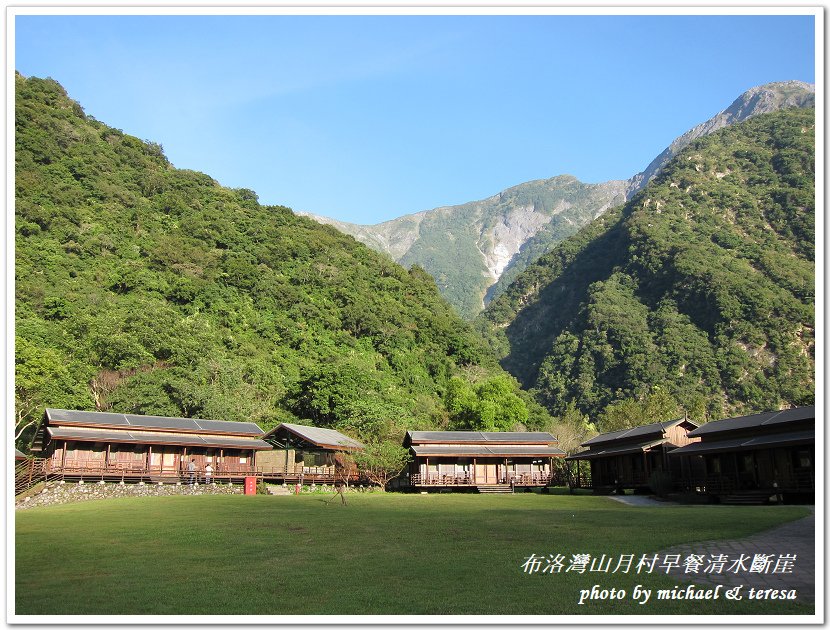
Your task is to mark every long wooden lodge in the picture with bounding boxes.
[403,431,566,491]
[565,418,700,492]
[34,408,273,482]
[32,409,363,484]
[669,406,815,503]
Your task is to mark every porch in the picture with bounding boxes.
[41,459,358,485]
[410,471,553,487]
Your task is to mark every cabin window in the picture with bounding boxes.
[708,456,721,474]
[738,454,754,473]
[240,456,247,464]
[304,452,326,467]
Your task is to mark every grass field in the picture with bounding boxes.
[15,492,813,617]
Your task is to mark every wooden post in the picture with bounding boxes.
[105,443,111,469]
[473,457,477,484]
[147,445,152,473]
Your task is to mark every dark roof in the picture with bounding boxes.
[265,423,364,450]
[411,445,566,457]
[406,431,558,445]
[567,438,668,461]
[581,418,697,447]
[47,426,273,450]
[670,429,814,457]
[687,406,814,437]
[45,408,264,436]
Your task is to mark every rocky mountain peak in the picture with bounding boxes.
[626,81,815,196]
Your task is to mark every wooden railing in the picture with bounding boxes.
[45,460,259,482]
[411,473,473,486]
[505,472,553,486]
[43,460,360,484]
[15,457,48,495]
[683,472,814,494]
[410,472,552,486]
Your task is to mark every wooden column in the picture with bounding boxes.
[105,444,111,468]
[147,445,152,473]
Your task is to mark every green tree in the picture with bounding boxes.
[447,375,528,431]
[353,440,411,490]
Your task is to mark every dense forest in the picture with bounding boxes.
[14,74,542,450]
[480,107,815,432]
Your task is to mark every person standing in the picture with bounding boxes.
[205,462,213,484]
[188,458,196,485]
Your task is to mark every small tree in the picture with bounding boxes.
[353,440,411,491]
[333,451,359,487]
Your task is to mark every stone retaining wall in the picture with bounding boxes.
[16,480,243,510]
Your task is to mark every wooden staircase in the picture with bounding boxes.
[476,484,513,494]
[15,457,48,496]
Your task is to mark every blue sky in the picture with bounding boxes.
[14,13,816,224]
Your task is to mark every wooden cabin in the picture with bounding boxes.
[259,423,364,483]
[33,408,272,482]
[669,406,815,503]
[403,431,566,491]
[566,418,700,492]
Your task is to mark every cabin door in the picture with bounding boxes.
[475,462,497,484]
[151,448,178,473]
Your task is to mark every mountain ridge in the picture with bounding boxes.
[300,80,815,318]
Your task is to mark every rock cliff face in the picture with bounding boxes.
[301,81,815,318]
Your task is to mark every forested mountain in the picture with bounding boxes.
[304,82,814,320]
[479,107,815,430]
[303,176,628,319]
[14,74,537,449]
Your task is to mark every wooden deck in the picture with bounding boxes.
[41,460,357,485]
[410,472,553,487]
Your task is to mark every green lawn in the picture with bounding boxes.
[15,492,813,616]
